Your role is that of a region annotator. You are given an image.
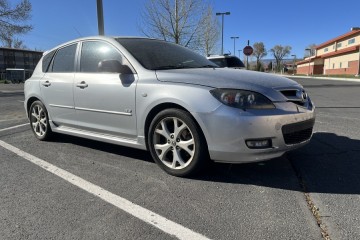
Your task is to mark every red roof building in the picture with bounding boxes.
[296,28,360,76]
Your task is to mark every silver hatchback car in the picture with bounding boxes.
[24,36,315,176]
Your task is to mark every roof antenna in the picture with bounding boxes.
[73,27,82,37]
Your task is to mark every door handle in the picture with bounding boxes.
[76,81,88,88]
[42,81,51,87]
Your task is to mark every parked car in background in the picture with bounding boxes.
[207,54,245,69]
[24,36,315,177]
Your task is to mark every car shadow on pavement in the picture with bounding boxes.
[198,132,360,195]
[51,134,154,163]
[52,132,360,195]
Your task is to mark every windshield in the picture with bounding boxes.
[116,38,218,70]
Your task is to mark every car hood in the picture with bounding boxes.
[155,68,301,101]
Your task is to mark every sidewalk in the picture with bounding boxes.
[0,83,24,92]
[272,73,360,83]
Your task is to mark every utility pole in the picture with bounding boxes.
[97,0,105,35]
[291,54,296,75]
[305,48,312,75]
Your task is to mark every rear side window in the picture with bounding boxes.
[208,57,245,68]
[51,44,77,73]
[80,41,122,72]
[226,57,245,68]
[42,50,56,72]
[209,59,226,67]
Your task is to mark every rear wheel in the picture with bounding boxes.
[148,109,207,177]
[29,101,53,141]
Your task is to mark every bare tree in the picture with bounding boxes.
[140,0,219,54]
[0,0,32,48]
[199,5,220,56]
[304,43,317,58]
[252,42,267,71]
[270,45,292,72]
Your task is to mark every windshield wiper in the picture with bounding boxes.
[199,65,218,68]
[153,65,188,70]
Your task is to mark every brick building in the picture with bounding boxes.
[0,47,42,80]
[296,28,360,76]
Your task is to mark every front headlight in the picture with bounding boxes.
[210,88,275,110]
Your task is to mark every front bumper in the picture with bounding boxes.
[193,101,315,163]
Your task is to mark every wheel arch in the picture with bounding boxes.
[143,102,208,153]
[26,97,41,118]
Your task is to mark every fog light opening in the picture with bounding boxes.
[246,139,272,149]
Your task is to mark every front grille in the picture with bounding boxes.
[279,89,307,107]
[282,119,315,145]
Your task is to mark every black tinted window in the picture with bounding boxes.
[209,59,226,67]
[209,57,245,68]
[42,50,56,72]
[116,38,217,70]
[226,57,245,68]
[80,41,122,72]
[52,44,77,72]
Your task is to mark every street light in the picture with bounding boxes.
[216,12,230,55]
[230,36,239,56]
[291,54,296,75]
[305,48,312,76]
[238,50,242,58]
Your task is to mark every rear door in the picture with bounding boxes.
[40,43,77,126]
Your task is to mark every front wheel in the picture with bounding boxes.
[29,101,53,141]
[148,109,207,177]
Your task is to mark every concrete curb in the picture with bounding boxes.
[270,73,360,83]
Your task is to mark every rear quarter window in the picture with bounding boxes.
[42,50,56,72]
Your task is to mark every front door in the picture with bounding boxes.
[73,40,137,139]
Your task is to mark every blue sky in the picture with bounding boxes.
[20,0,360,59]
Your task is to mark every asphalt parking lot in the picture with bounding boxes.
[1,77,359,240]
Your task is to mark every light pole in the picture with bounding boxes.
[305,48,312,76]
[356,46,360,77]
[291,54,296,75]
[238,50,242,58]
[216,12,230,55]
[97,0,105,35]
[230,36,239,56]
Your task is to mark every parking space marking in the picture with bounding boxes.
[0,123,28,132]
[0,140,210,240]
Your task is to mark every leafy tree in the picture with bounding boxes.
[0,0,32,48]
[252,42,267,71]
[269,45,292,72]
[140,0,219,54]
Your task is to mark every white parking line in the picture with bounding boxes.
[0,123,28,132]
[0,140,210,240]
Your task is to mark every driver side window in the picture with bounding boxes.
[80,41,123,73]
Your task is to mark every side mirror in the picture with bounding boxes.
[98,60,133,74]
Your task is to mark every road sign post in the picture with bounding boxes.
[243,46,253,70]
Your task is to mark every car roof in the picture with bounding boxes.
[207,55,238,59]
[42,36,156,55]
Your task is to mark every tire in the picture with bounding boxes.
[29,101,53,141]
[148,109,207,177]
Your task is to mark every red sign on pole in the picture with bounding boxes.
[243,46,253,56]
